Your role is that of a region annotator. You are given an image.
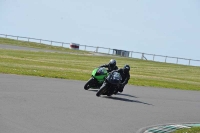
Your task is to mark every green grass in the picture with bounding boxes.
[0,37,89,54]
[0,37,200,90]
[172,127,200,133]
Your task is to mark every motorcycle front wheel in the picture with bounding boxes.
[96,83,107,97]
[84,78,94,90]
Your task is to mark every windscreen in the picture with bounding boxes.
[112,72,122,81]
[97,67,107,75]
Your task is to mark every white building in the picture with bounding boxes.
[113,49,130,57]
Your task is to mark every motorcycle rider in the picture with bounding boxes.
[99,59,118,72]
[112,64,130,93]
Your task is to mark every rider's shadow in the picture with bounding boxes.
[104,96,153,105]
[117,93,138,98]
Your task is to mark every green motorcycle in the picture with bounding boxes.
[84,67,108,90]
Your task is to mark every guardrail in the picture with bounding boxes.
[0,33,199,66]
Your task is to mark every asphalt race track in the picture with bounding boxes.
[1,74,200,133]
[0,44,200,133]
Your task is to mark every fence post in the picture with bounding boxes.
[40,39,42,44]
[165,56,167,63]
[62,42,63,47]
[153,54,155,61]
[176,58,179,64]
[17,36,19,40]
[141,53,144,59]
[189,59,191,66]
[5,34,7,38]
[51,41,52,45]
[96,47,98,52]
[108,48,110,54]
[84,45,86,51]
[28,38,29,42]
[131,51,133,58]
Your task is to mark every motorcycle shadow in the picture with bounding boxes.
[88,89,152,105]
[88,89,137,98]
[87,89,99,92]
[103,96,153,105]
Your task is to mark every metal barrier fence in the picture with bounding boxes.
[0,33,199,66]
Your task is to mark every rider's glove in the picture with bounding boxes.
[121,83,126,87]
[119,83,123,87]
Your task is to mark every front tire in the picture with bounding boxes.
[84,78,94,90]
[96,83,107,97]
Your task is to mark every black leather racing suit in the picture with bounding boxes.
[112,68,130,92]
[99,64,118,73]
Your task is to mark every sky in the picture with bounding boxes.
[0,0,200,65]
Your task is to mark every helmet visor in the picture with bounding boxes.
[109,63,115,68]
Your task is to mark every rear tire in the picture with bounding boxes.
[84,78,94,90]
[96,83,107,97]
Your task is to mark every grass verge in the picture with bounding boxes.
[172,127,200,133]
[0,37,89,54]
[0,37,200,90]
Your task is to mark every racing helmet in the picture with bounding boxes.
[109,59,116,68]
[123,64,130,73]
